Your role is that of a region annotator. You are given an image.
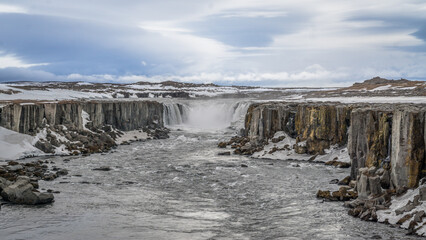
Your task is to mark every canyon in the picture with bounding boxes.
[0,78,425,238]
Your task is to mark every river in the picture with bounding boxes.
[0,99,420,240]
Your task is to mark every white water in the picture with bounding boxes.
[163,102,189,126]
[163,100,251,131]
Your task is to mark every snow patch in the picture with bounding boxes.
[369,85,392,91]
[0,127,44,160]
[54,144,70,155]
[377,187,425,236]
[81,110,92,132]
[297,96,426,104]
[252,131,350,163]
[252,131,310,161]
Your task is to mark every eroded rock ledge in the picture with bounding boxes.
[220,101,426,236]
[0,100,167,156]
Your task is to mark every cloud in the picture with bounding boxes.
[0,68,58,82]
[0,52,48,69]
[219,10,287,18]
[0,4,26,14]
[0,64,352,87]
[0,0,425,86]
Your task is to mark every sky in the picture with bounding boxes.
[0,0,425,87]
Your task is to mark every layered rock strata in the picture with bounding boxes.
[348,105,425,189]
[0,100,165,155]
[239,102,425,189]
[243,102,351,155]
[223,101,426,235]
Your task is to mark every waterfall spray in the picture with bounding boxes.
[163,100,251,130]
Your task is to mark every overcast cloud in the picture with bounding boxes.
[0,0,425,86]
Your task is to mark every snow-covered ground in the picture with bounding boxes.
[377,187,426,236]
[0,127,44,160]
[252,131,351,163]
[0,81,336,102]
[292,96,426,104]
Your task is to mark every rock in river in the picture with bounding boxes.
[1,176,54,205]
[92,166,112,171]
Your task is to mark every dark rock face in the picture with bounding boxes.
[0,100,165,155]
[244,103,298,143]
[0,100,163,134]
[349,106,425,189]
[390,110,425,189]
[0,102,82,135]
[242,101,425,190]
[244,102,351,155]
[294,105,351,155]
[348,109,392,179]
[236,101,425,235]
[83,101,163,131]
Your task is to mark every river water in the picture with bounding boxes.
[0,99,421,240]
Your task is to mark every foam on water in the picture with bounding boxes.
[163,99,251,132]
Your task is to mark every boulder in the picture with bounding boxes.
[316,190,332,200]
[7,161,19,166]
[6,165,23,172]
[317,188,357,201]
[369,176,382,196]
[357,172,370,199]
[338,176,351,185]
[325,160,351,168]
[218,151,231,156]
[92,166,112,171]
[1,176,54,205]
[35,140,55,154]
[0,177,11,192]
[329,179,339,184]
[56,169,69,176]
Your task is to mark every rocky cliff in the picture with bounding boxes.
[348,105,425,189]
[244,102,351,155]
[243,101,425,188]
[235,101,426,235]
[0,100,165,155]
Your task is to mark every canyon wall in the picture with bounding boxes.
[0,102,83,135]
[390,109,425,188]
[347,108,393,179]
[0,100,163,135]
[0,100,164,155]
[82,101,163,131]
[244,102,425,189]
[245,102,351,155]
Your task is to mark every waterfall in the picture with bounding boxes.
[230,101,251,127]
[163,100,252,130]
[163,102,189,126]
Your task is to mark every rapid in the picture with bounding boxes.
[0,99,420,240]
